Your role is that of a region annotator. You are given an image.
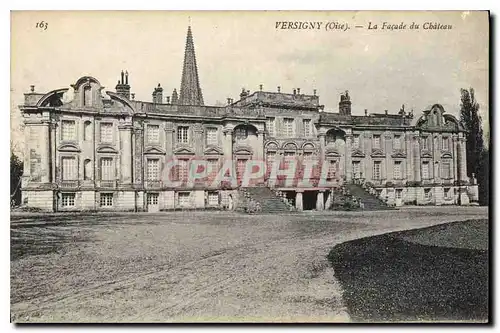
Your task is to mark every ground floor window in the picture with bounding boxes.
[207,191,219,206]
[395,189,403,200]
[444,187,451,199]
[375,189,382,197]
[177,192,190,207]
[424,188,432,200]
[147,193,159,205]
[100,193,113,207]
[353,161,361,179]
[61,193,75,207]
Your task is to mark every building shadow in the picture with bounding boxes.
[328,231,488,322]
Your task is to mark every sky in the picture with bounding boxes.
[11,11,489,155]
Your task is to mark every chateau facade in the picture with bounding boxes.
[20,26,479,212]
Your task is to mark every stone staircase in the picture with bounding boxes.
[239,187,293,213]
[345,183,394,211]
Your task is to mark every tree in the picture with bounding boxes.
[477,149,489,206]
[459,88,484,178]
[10,152,23,206]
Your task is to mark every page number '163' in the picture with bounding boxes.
[36,21,48,30]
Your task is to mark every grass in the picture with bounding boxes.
[328,219,489,322]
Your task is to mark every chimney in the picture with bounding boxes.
[115,69,131,99]
[166,96,170,104]
[240,87,249,99]
[293,89,296,95]
[155,83,163,104]
[338,90,352,116]
[313,89,316,96]
[385,109,388,115]
[227,98,232,105]
[30,85,35,93]
[131,93,135,100]
[297,88,301,94]
[277,86,281,93]
[171,88,178,104]
[364,109,368,116]
[259,84,263,91]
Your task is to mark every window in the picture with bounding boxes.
[326,132,336,145]
[235,127,248,140]
[283,118,295,137]
[393,135,401,150]
[303,119,312,137]
[376,189,382,197]
[283,152,295,169]
[100,193,113,207]
[422,136,429,150]
[61,193,75,207]
[100,123,113,143]
[393,161,402,179]
[395,189,403,199]
[236,159,246,179]
[303,152,313,161]
[207,191,219,206]
[441,159,452,179]
[147,193,159,205]
[147,125,160,144]
[266,152,276,174]
[176,159,188,181]
[424,188,431,200]
[61,157,77,180]
[206,127,218,145]
[353,161,361,179]
[327,160,338,179]
[177,126,189,144]
[422,161,430,179]
[266,118,276,137]
[444,187,451,199]
[100,158,114,181]
[207,159,219,175]
[84,121,92,141]
[84,159,92,180]
[372,135,381,149]
[83,86,92,106]
[353,134,360,148]
[373,161,381,180]
[177,192,190,207]
[147,159,160,180]
[61,120,76,141]
[442,137,450,150]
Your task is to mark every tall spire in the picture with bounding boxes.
[178,26,204,106]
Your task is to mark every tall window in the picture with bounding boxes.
[283,118,295,137]
[422,161,430,179]
[303,119,312,137]
[147,159,160,180]
[236,159,246,179]
[206,127,218,145]
[327,160,338,179]
[177,192,190,207]
[393,161,402,179]
[283,152,295,169]
[207,191,219,206]
[373,161,381,180]
[176,159,188,181]
[207,159,219,175]
[372,135,381,149]
[147,125,160,144]
[147,193,159,205]
[83,86,92,106]
[266,118,276,137]
[442,137,450,150]
[422,136,429,150]
[353,134,360,148]
[61,157,77,180]
[424,188,431,200]
[61,120,76,141]
[353,161,361,179]
[395,189,403,200]
[84,121,92,141]
[235,127,248,140]
[61,193,76,207]
[441,159,452,179]
[84,159,92,180]
[100,158,114,180]
[266,151,276,175]
[444,187,451,199]
[100,123,113,143]
[393,135,401,150]
[177,126,189,144]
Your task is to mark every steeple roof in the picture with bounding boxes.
[178,26,204,106]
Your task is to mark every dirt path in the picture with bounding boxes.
[11,207,488,322]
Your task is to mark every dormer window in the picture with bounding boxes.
[83,86,92,106]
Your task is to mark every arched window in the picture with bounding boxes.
[84,159,92,180]
[84,121,92,141]
[83,86,92,106]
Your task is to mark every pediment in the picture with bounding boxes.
[233,145,253,155]
[421,151,433,158]
[325,147,341,157]
[204,146,223,155]
[57,143,81,152]
[351,149,365,158]
[391,151,407,158]
[441,152,453,159]
[174,147,195,155]
[145,146,166,155]
[96,145,118,154]
[370,148,385,157]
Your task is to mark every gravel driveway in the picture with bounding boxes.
[11,206,488,323]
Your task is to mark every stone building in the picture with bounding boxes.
[19,26,479,212]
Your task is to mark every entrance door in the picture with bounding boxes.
[147,193,159,212]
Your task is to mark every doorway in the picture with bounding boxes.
[147,193,159,212]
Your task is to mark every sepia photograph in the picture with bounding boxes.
[10,10,490,323]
